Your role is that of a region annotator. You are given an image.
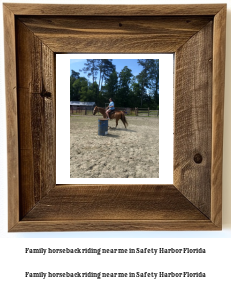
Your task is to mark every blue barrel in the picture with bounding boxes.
[98,118,108,136]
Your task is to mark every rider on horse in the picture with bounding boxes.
[106,98,115,119]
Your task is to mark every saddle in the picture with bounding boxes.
[108,109,115,119]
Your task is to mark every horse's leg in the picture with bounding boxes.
[120,113,126,128]
[116,118,118,128]
[120,114,125,128]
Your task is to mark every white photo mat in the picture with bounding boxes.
[56,54,173,184]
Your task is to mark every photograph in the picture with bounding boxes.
[70,59,159,178]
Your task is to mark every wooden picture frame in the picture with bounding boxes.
[4,4,226,232]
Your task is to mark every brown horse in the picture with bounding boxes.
[93,106,128,128]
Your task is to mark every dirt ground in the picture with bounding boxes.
[70,115,159,178]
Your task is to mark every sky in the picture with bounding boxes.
[70,59,144,83]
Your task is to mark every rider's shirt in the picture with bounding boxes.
[109,101,115,110]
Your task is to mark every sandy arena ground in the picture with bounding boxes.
[70,115,159,178]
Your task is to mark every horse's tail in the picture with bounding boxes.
[121,112,128,128]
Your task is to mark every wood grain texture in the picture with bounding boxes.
[16,19,56,219]
[3,5,20,230]
[11,220,219,232]
[4,3,225,16]
[4,4,226,231]
[17,16,213,53]
[23,185,206,221]
[16,21,35,216]
[174,22,213,218]
[211,5,226,228]
[14,185,218,232]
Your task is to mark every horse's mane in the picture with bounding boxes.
[95,106,105,110]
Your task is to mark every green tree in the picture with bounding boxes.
[70,70,80,100]
[117,66,133,106]
[80,59,99,84]
[71,70,80,79]
[137,59,159,109]
[71,77,88,101]
[103,69,118,98]
[70,59,159,109]
[137,60,151,107]
[130,77,142,108]
[78,81,99,102]
[148,59,159,108]
[98,59,115,90]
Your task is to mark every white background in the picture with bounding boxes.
[0,0,231,286]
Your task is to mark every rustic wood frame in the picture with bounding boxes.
[4,4,226,232]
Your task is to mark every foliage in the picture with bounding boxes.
[70,59,159,109]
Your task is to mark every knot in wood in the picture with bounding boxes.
[40,90,52,98]
[194,153,203,164]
